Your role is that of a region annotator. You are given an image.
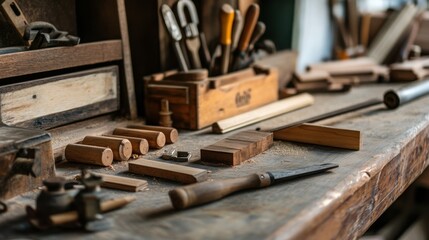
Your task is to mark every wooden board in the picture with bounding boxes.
[96,173,148,192]
[273,123,361,150]
[0,66,119,129]
[201,130,273,166]
[0,40,122,79]
[128,159,208,184]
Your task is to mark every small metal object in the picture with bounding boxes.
[160,4,189,72]
[161,149,191,162]
[23,21,80,50]
[12,148,41,177]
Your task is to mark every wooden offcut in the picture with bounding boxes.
[127,125,179,144]
[96,173,148,192]
[128,159,208,184]
[103,134,149,155]
[389,58,429,82]
[273,123,361,150]
[65,143,113,166]
[81,136,132,161]
[0,66,119,129]
[113,128,166,149]
[201,130,273,166]
[212,93,314,133]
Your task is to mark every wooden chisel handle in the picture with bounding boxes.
[231,10,243,51]
[219,4,234,74]
[248,21,266,52]
[169,173,271,209]
[237,3,260,52]
[384,79,429,109]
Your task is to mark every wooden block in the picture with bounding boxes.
[0,66,119,130]
[103,134,149,155]
[113,128,166,149]
[65,144,113,166]
[127,125,179,144]
[273,123,361,150]
[81,136,132,161]
[201,130,273,166]
[128,159,208,184]
[95,173,148,192]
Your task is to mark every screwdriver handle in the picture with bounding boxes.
[384,79,429,109]
[248,21,266,52]
[237,3,260,52]
[231,10,243,51]
[219,4,235,75]
[169,173,271,209]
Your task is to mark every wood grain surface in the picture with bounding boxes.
[2,84,429,239]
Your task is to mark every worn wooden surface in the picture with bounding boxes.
[1,84,429,239]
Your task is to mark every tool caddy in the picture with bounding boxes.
[144,65,278,130]
[0,0,136,199]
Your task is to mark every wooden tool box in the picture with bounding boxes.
[0,0,136,199]
[144,66,279,130]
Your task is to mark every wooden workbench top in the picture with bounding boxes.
[1,83,429,239]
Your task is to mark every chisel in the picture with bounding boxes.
[219,4,234,75]
[231,3,260,71]
[231,9,243,53]
[169,163,338,209]
[247,21,266,52]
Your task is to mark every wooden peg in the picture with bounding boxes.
[103,134,149,155]
[159,99,173,127]
[113,128,166,149]
[81,136,132,161]
[65,144,113,166]
[127,125,179,144]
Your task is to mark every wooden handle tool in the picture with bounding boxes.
[65,144,113,166]
[81,136,132,161]
[169,163,338,209]
[231,9,243,52]
[237,4,260,53]
[247,21,266,52]
[219,4,235,75]
[113,128,166,149]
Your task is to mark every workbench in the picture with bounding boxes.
[1,83,428,239]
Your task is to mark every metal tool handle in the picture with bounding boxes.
[384,80,429,109]
[169,173,271,210]
[173,42,189,72]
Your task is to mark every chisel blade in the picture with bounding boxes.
[267,163,339,185]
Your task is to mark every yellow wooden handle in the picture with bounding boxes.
[219,4,235,45]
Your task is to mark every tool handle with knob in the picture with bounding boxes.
[169,173,271,209]
[384,80,429,109]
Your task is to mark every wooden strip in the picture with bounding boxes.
[96,173,148,192]
[212,93,314,134]
[81,136,132,161]
[128,159,208,184]
[65,144,113,166]
[127,125,179,144]
[0,66,119,129]
[113,128,166,149]
[273,123,361,150]
[103,134,149,155]
[0,40,122,79]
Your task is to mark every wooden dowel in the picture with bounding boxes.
[113,128,166,149]
[103,134,149,155]
[65,144,113,166]
[127,125,178,144]
[81,136,132,161]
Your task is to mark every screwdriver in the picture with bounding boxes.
[219,4,235,75]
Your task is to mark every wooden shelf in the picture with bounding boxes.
[0,40,123,79]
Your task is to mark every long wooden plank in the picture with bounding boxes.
[0,66,119,129]
[96,173,148,192]
[128,159,208,184]
[273,123,361,150]
[212,93,314,134]
[0,40,122,79]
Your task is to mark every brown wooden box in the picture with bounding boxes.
[144,66,279,129]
